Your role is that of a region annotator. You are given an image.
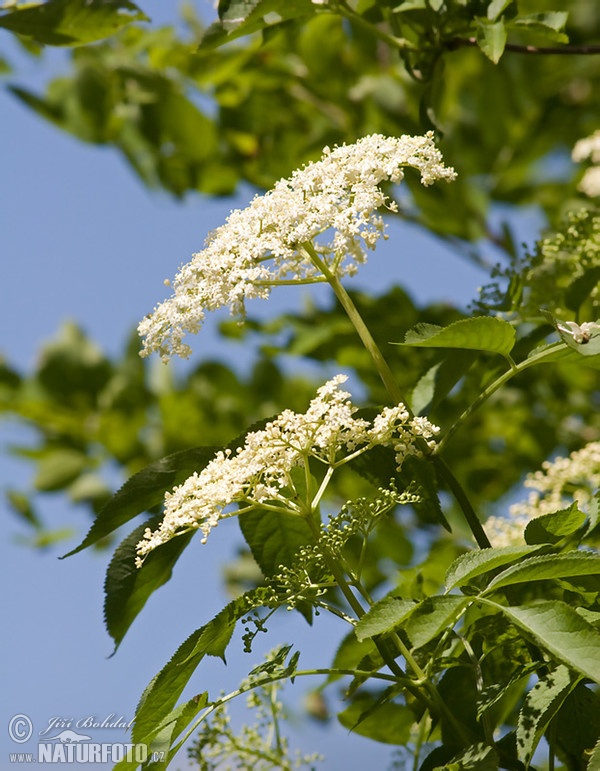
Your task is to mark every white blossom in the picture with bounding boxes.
[136,375,439,563]
[487,441,600,547]
[138,133,455,361]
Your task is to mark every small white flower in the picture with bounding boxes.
[557,320,600,345]
[138,133,455,361]
[135,375,439,563]
[487,441,600,547]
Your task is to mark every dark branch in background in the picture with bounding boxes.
[447,37,600,55]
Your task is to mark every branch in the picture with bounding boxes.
[447,37,600,56]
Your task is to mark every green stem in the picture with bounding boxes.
[300,243,489,548]
[438,342,565,452]
[337,0,417,54]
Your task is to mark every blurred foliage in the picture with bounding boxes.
[0,322,319,545]
[2,2,600,767]
[1,0,599,240]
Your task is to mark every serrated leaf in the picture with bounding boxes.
[476,19,507,64]
[486,600,600,683]
[114,694,209,771]
[585,736,600,769]
[524,504,587,545]
[445,546,542,591]
[516,666,577,766]
[104,519,194,651]
[0,0,148,46]
[141,694,209,771]
[396,317,516,356]
[132,589,269,746]
[484,551,600,593]
[404,595,467,649]
[354,594,417,642]
[201,0,316,49]
[63,447,220,558]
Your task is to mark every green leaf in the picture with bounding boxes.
[0,0,148,47]
[565,267,600,313]
[104,519,194,651]
[484,551,600,593]
[524,504,587,545]
[555,684,600,762]
[445,546,542,591]
[114,694,209,771]
[201,0,316,49]
[487,0,513,21]
[354,594,417,642]
[142,694,209,771]
[410,350,477,415]
[444,742,500,770]
[526,340,600,370]
[131,589,268,746]
[33,448,87,491]
[62,447,220,557]
[516,665,578,767]
[591,739,600,770]
[404,595,467,649]
[329,631,378,682]
[514,11,568,33]
[475,19,507,64]
[396,317,516,356]
[238,508,315,578]
[338,691,414,744]
[486,600,600,683]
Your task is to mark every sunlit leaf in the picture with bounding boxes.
[516,665,578,766]
[0,0,148,46]
[396,317,516,356]
[475,19,507,64]
[524,504,587,545]
[486,600,600,683]
[484,551,600,593]
[445,546,541,591]
[354,594,417,642]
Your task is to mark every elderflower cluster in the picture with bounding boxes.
[138,133,455,361]
[136,375,439,564]
[487,441,600,547]
[572,130,600,197]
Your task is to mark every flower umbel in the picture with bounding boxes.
[487,441,600,547]
[138,133,455,361]
[135,375,439,564]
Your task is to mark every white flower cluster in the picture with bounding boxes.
[138,133,455,361]
[136,375,439,564]
[487,441,600,547]
[572,130,600,197]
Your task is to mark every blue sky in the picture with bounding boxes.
[1,4,544,769]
